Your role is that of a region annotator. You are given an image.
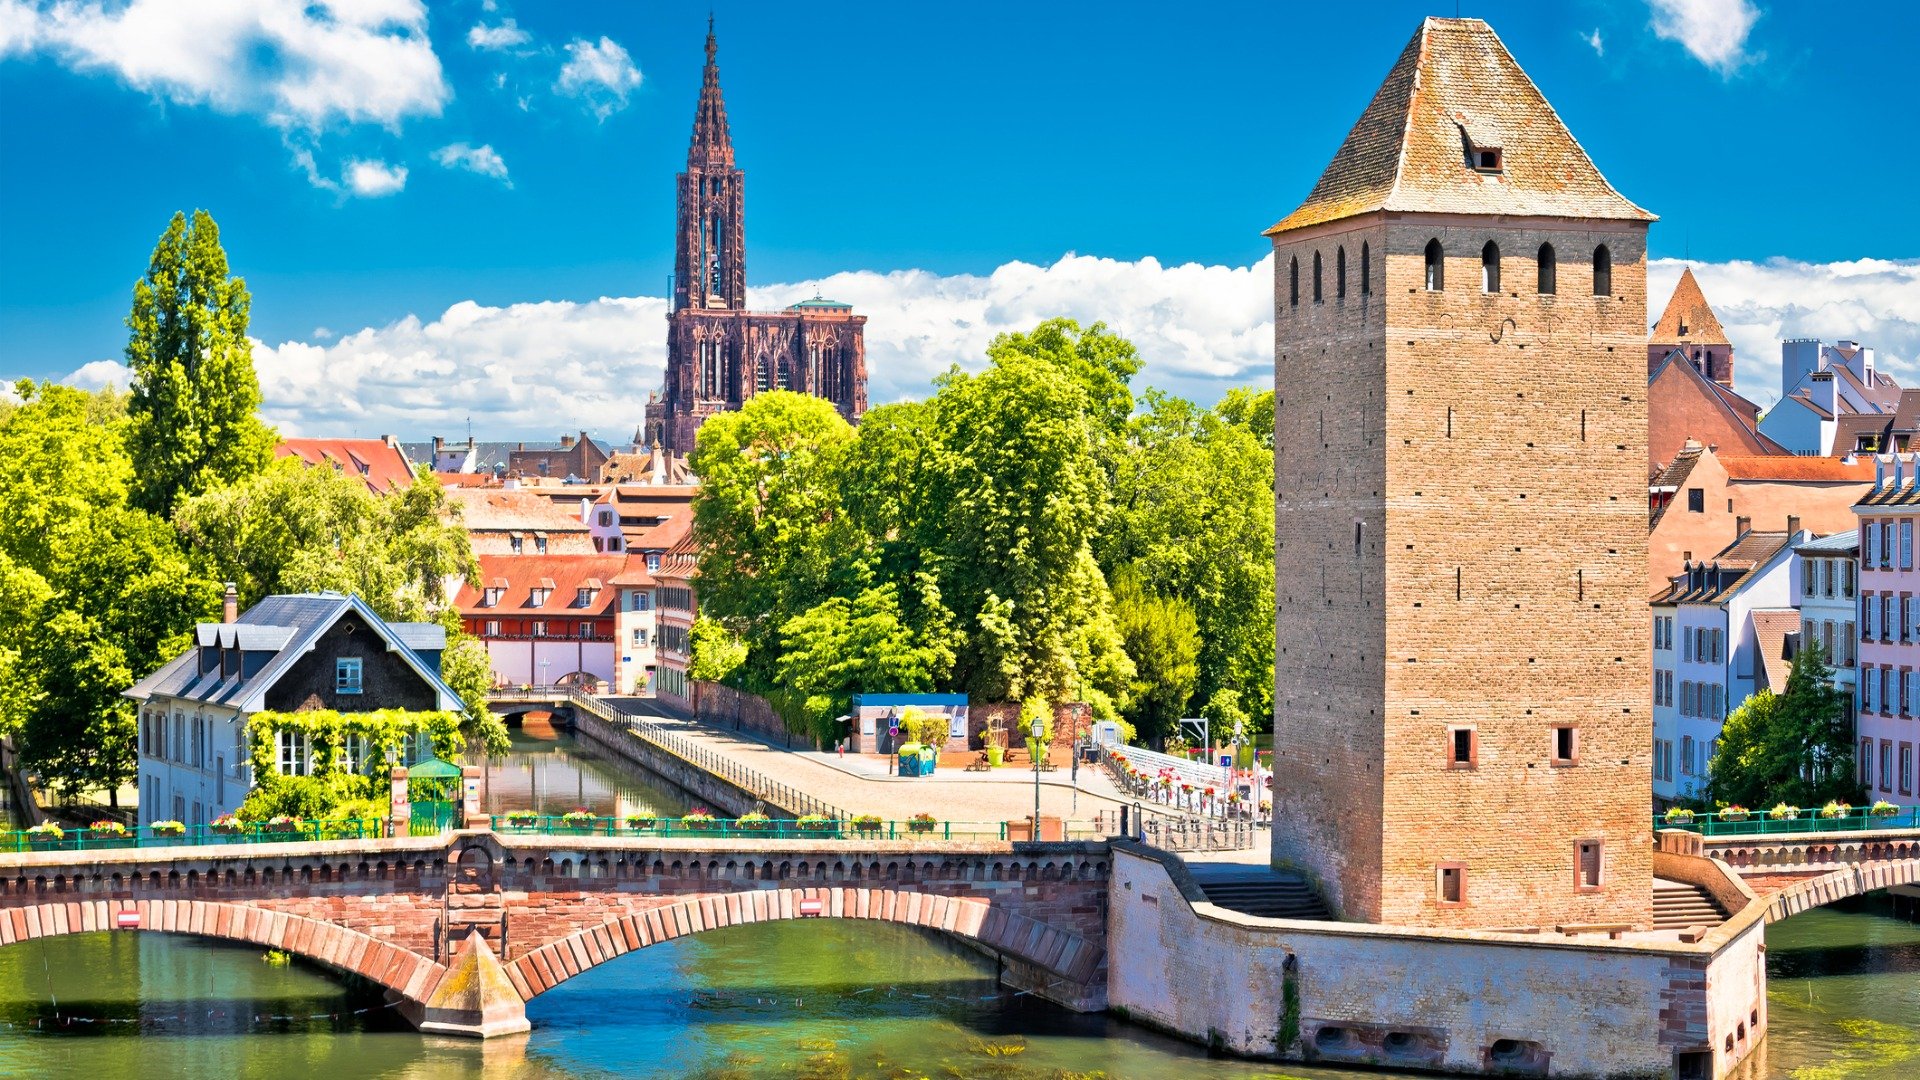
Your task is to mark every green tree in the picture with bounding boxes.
[985,318,1142,436]
[0,381,215,798]
[1113,572,1200,745]
[930,353,1133,712]
[772,583,959,744]
[1707,640,1858,808]
[688,616,749,683]
[124,209,275,516]
[688,391,858,687]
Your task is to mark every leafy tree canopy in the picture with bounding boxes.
[124,210,275,516]
[1707,639,1857,809]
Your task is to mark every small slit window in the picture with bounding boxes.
[1448,726,1477,769]
[1360,243,1371,295]
[1552,725,1579,765]
[1289,256,1299,307]
[1481,241,1500,293]
[1576,840,1604,890]
[1336,246,1347,299]
[1593,245,1612,296]
[1312,251,1323,303]
[1438,864,1465,904]
[1424,239,1444,291]
[1537,243,1556,294]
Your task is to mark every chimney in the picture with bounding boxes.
[381,434,397,448]
[580,497,591,523]
[222,582,238,624]
[1787,515,1801,536]
[560,434,575,449]
[433,435,446,453]
[517,442,525,452]
[1734,515,1750,537]
[1809,369,1837,418]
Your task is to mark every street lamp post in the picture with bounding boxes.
[1030,714,1045,837]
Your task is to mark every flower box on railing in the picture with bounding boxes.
[560,810,597,834]
[502,812,540,832]
[1869,800,1901,819]
[26,824,64,848]
[906,813,938,835]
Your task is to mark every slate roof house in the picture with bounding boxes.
[125,588,463,827]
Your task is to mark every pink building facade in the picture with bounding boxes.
[1852,455,1920,801]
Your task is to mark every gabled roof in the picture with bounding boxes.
[1654,532,1792,604]
[1716,455,1874,483]
[1265,18,1653,235]
[125,593,462,713]
[1649,268,1729,345]
[1647,351,1783,477]
[276,438,418,495]
[445,488,591,533]
[1795,531,1859,556]
[1748,609,1799,693]
[456,554,626,617]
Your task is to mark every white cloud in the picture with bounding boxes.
[60,359,133,390]
[432,141,509,184]
[555,35,640,120]
[1647,0,1761,75]
[1583,28,1604,57]
[312,326,335,340]
[466,18,529,51]
[345,158,407,197]
[2,0,447,128]
[1648,257,1920,407]
[30,254,1911,442]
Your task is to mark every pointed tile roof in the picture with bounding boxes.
[1266,18,1653,235]
[1649,268,1729,345]
[688,18,734,167]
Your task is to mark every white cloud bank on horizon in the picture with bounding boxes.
[39,255,1920,442]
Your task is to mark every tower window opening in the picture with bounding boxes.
[1336,246,1347,299]
[1424,239,1444,291]
[1537,243,1557,294]
[1438,864,1465,904]
[1313,251,1323,303]
[1289,256,1299,307]
[1593,244,1613,296]
[1481,241,1500,293]
[1471,146,1503,172]
[1360,242,1371,295]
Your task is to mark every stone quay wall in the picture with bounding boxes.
[570,705,762,817]
[1106,842,1767,1079]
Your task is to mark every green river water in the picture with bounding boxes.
[0,728,1910,1080]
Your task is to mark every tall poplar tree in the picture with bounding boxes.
[125,209,275,516]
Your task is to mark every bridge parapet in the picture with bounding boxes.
[1699,829,1920,876]
[0,831,1112,1032]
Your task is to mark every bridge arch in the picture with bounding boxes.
[1763,858,1920,923]
[0,898,448,1005]
[501,885,1105,1005]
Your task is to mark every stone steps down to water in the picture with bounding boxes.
[1652,879,1727,929]
[1187,866,1331,920]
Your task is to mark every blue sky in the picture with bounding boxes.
[3,0,1917,438]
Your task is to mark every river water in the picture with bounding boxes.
[0,729,1911,1080]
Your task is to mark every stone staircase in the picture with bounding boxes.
[1188,865,1331,920]
[1652,878,1726,930]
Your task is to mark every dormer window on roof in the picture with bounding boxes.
[1472,147,1502,173]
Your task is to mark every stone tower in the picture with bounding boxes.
[1648,267,1734,388]
[1267,17,1655,930]
[643,23,869,453]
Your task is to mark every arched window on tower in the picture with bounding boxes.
[1312,252,1323,303]
[708,217,723,293]
[1289,257,1299,307]
[1481,241,1501,293]
[1360,243,1371,295]
[1336,246,1347,299]
[1424,239,1444,291]
[756,355,773,393]
[1592,244,1613,296]
[1537,243,1557,294]
[777,355,792,390]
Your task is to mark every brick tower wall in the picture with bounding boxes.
[1270,218,1390,921]
[1273,215,1654,930]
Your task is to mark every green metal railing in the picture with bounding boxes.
[1656,804,1919,836]
[487,815,1110,842]
[1,818,388,853]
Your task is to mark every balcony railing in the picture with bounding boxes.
[1656,803,1918,836]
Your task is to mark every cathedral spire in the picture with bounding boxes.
[689,17,733,166]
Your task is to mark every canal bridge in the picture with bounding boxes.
[1663,827,1920,922]
[0,831,1110,1036]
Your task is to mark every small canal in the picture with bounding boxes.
[0,726,1912,1078]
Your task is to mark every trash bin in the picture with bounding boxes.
[919,746,937,775]
[897,742,923,778]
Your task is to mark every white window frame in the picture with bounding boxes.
[336,656,364,694]
[342,733,369,774]
[277,730,310,776]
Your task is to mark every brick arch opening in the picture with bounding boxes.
[502,886,1104,1005]
[0,899,446,1006]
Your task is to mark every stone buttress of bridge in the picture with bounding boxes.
[0,832,1111,1036]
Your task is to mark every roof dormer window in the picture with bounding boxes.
[530,587,550,607]
[1472,147,1502,173]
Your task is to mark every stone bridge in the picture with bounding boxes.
[0,832,1110,1036]
[1660,827,1920,922]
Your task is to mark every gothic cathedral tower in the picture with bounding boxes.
[644,22,868,454]
[1267,18,1655,930]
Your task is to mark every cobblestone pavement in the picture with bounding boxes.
[605,698,1137,824]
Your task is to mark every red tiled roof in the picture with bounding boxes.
[276,438,417,494]
[609,552,656,587]
[455,554,626,616]
[1716,455,1875,482]
[1649,268,1729,345]
[1748,609,1800,693]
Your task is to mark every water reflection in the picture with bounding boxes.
[467,716,692,820]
